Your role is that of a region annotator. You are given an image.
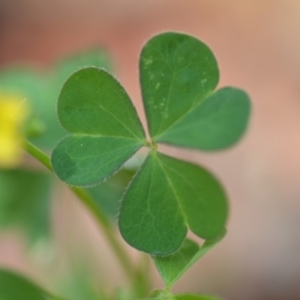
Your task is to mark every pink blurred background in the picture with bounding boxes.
[1,1,300,299]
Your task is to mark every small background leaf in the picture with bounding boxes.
[157,87,251,150]
[140,32,219,138]
[139,290,172,300]
[51,47,111,85]
[0,269,50,300]
[88,168,136,219]
[175,295,221,300]
[55,269,107,300]
[0,168,52,244]
[0,68,62,149]
[140,292,220,300]
[152,231,226,287]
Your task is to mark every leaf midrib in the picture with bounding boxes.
[81,94,144,140]
[156,156,205,212]
[153,90,214,141]
[65,133,146,143]
[154,154,187,226]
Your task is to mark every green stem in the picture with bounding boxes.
[23,140,134,279]
[136,253,152,296]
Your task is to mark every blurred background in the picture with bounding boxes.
[1,0,300,299]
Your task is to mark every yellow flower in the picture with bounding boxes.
[0,91,28,168]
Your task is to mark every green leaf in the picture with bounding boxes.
[140,32,219,138]
[0,269,52,300]
[156,87,251,150]
[52,136,142,186]
[52,67,146,186]
[56,269,107,300]
[175,295,221,300]
[152,231,226,287]
[57,67,145,139]
[0,168,52,244]
[119,152,227,255]
[119,153,187,255]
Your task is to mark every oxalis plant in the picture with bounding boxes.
[1,32,251,300]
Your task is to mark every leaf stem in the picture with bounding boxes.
[23,140,134,279]
[135,253,152,296]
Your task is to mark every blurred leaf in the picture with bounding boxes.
[140,32,219,138]
[141,290,163,299]
[52,47,111,85]
[56,271,107,300]
[141,294,220,300]
[0,48,111,150]
[157,88,251,150]
[52,68,145,186]
[88,168,135,219]
[174,295,221,300]
[119,152,227,255]
[0,68,47,107]
[0,68,66,150]
[0,168,52,244]
[152,231,226,287]
[0,269,57,300]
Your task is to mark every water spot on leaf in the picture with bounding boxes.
[144,57,153,65]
